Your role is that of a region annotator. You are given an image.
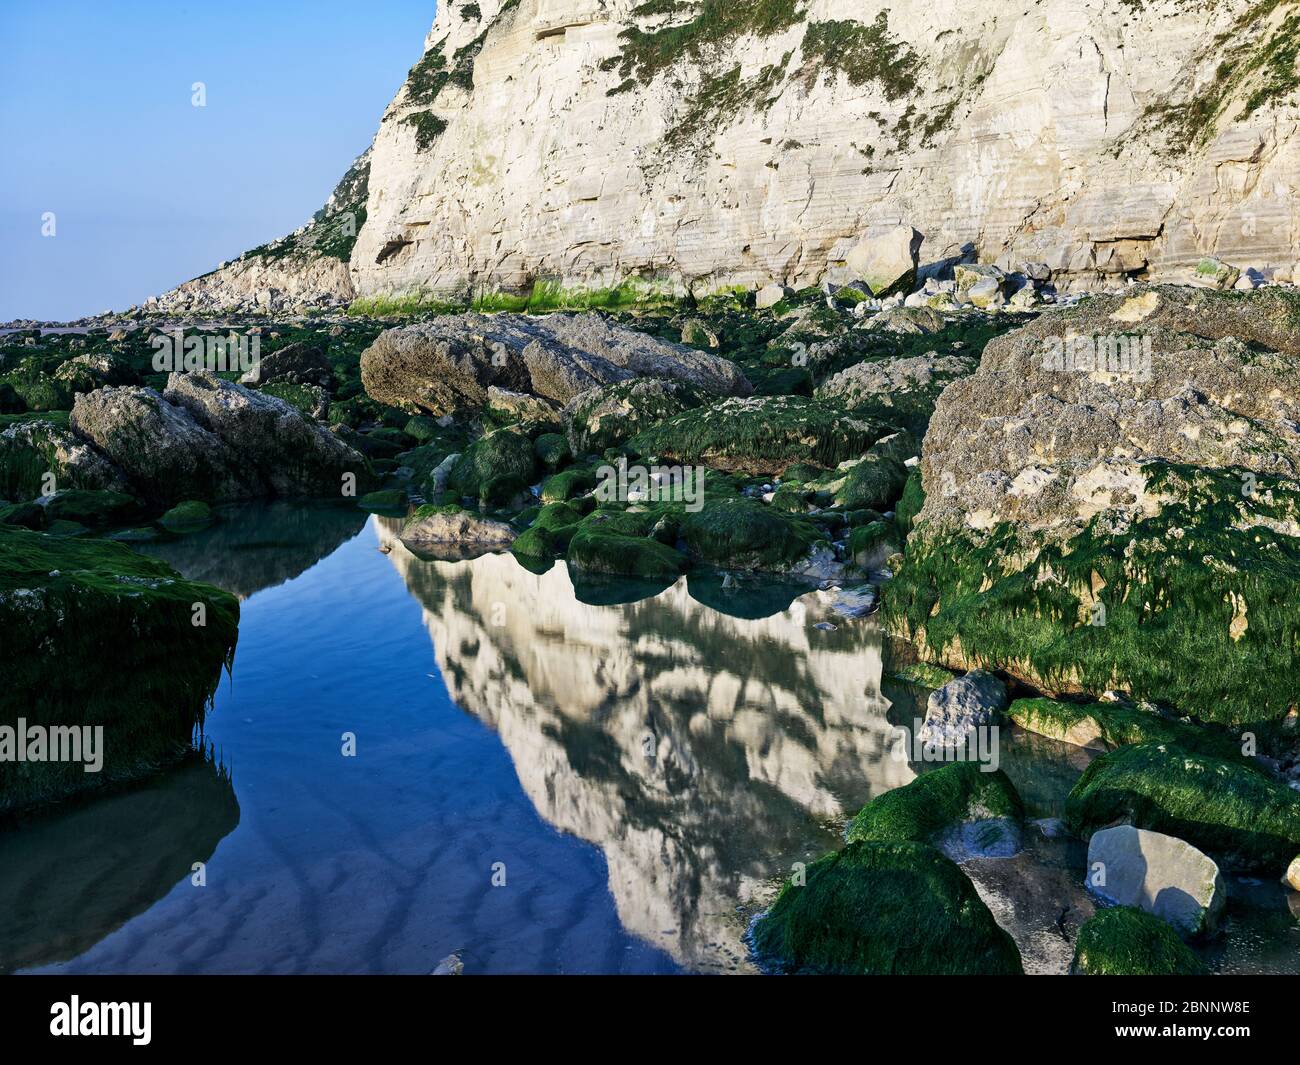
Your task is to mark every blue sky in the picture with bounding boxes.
[0,1,434,321]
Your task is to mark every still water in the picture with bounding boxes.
[3,503,1296,975]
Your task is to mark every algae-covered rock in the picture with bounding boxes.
[540,467,596,503]
[0,418,131,502]
[1066,742,1300,874]
[533,432,570,470]
[750,840,1023,975]
[41,489,141,529]
[889,287,1300,726]
[357,489,407,512]
[833,453,908,511]
[446,429,538,505]
[564,378,705,454]
[0,525,239,813]
[848,761,1025,858]
[885,465,1300,727]
[566,528,688,579]
[630,395,884,475]
[681,498,823,572]
[159,500,214,530]
[1008,696,1241,759]
[1071,906,1206,975]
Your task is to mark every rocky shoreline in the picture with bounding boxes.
[3,262,1298,973]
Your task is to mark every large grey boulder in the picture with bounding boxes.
[845,225,922,298]
[360,312,750,416]
[1086,825,1227,939]
[70,373,370,505]
[919,669,1009,747]
[240,340,332,388]
[917,285,1300,536]
[164,372,369,498]
[71,385,255,504]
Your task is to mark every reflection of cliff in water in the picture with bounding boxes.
[136,500,369,598]
[375,520,913,973]
[0,751,240,973]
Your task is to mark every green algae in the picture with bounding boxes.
[1066,742,1300,874]
[1072,906,1207,976]
[750,839,1023,975]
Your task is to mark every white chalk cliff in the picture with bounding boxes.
[158,0,1300,310]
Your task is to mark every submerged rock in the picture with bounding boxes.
[1071,906,1206,976]
[1085,825,1226,939]
[750,840,1023,975]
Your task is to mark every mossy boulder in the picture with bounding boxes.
[848,520,897,568]
[534,432,570,470]
[884,465,1300,728]
[681,498,823,571]
[750,840,1023,975]
[0,525,239,813]
[1008,696,1242,759]
[630,395,884,475]
[0,418,130,502]
[42,489,142,529]
[540,467,596,503]
[894,464,924,536]
[848,761,1025,857]
[564,378,706,454]
[447,429,538,504]
[511,501,586,562]
[833,454,908,511]
[0,501,46,530]
[404,415,442,443]
[159,500,215,531]
[357,489,407,512]
[566,528,688,579]
[1065,742,1300,874]
[1071,906,1207,976]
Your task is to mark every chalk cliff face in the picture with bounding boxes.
[162,0,1300,309]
